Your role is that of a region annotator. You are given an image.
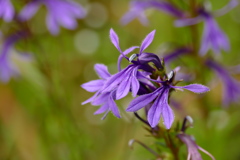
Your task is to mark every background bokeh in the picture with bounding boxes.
[0,0,240,159]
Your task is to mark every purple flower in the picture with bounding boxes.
[0,35,21,82]
[206,59,240,106]
[126,75,209,128]
[175,0,238,55]
[0,0,14,22]
[19,0,86,35]
[177,133,215,160]
[121,0,185,25]
[102,29,159,100]
[81,64,121,119]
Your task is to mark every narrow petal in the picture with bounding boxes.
[2,0,14,22]
[94,64,110,79]
[109,94,121,118]
[81,79,104,92]
[103,65,133,92]
[94,103,109,115]
[19,2,40,21]
[147,93,163,128]
[161,89,174,129]
[140,30,156,54]
[82,92,99,105]
[116,71,132,99]
[126,87,162,112]
[123,46,139,56]
[174,84,210,93]
[109,28,122,52]
[174,17,202,27]
[147,88,173,128]
[214,0,239,17]
[131,67,140,97]
[46,13,59,35]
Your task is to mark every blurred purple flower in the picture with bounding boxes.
[81,64,121,119]
[19,0,86,35]
[163,47,192,63]
[177,133,215,160]
[0,35,21,82]
[206,59,240,106]
[126,76,209,128]
[175,0,238,55]
[121,0,185,25]
[0,0,14,22]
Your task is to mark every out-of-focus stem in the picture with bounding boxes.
[129,139,161,158]
[163,131,179,160]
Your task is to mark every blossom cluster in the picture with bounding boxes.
[122,0,240,106]
[82,29,209,129]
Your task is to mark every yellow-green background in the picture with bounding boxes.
[0,0,240,159]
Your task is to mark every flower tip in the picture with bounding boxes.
[109,28,115,34]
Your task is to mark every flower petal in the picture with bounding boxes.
[109,94,121,118]
[131,68,140,97]
[126,87,161,112]
[103,65,133,92]
[147,93,163,128]
[81,79,104,92]
[175,84,210,93]
[19,2,40,21]
[161,90,174,129]
[91,92,110,106]
[94,103,109,115]
[46,12,59,35]
[174,17,202,27]
[140,30,156,54]
[81,92,99,105]
[110,28,122,53]
[147,88,173,128]
[94,64,110,79]
[116,72,132,100]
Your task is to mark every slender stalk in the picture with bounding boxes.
[133,112,150,127]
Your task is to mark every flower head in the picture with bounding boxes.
[175,0,238,55]
[126,70,209,129]
[121,0,185,25]
[0,0,14,22]
[19,0,86,35]
[81,64,121,119]
[104,29,161,100]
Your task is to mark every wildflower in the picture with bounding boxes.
[175,0,238,55]
[177,133,215,160]
[126,70,209,128]
[102,29,161,100]
[206,59,240,106]
[19,0,86,35]
[121,0,185,25]
[0,0,14,22]
[81,64,121,119]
